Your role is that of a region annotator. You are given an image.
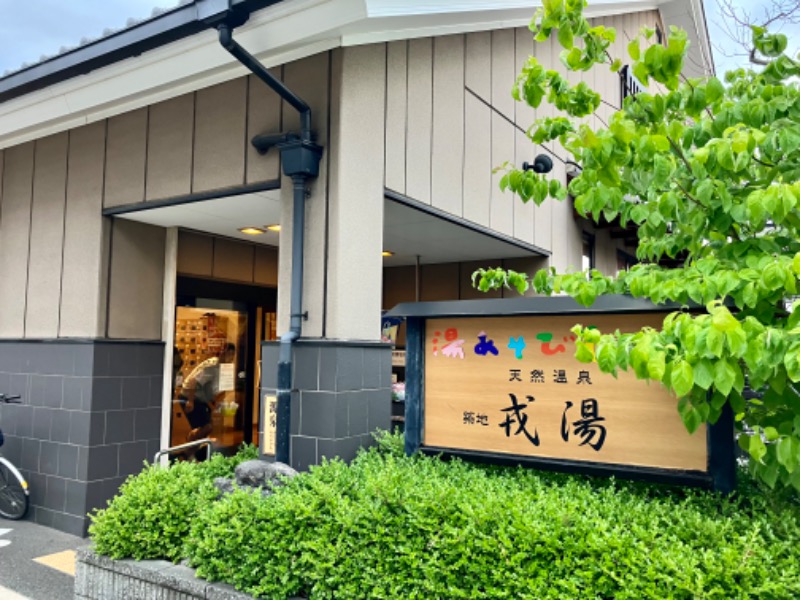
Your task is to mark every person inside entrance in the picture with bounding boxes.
[181,342,236,445]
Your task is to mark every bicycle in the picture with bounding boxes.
[0,393,29,520]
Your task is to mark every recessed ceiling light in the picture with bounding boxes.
[239,227,266,235]
[265,224,281,232]
[382,251,394,257]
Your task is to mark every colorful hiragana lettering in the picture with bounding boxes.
[475,331,499,356]
[508,336,526,360]
[536,332,566,355]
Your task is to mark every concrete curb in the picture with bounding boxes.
[74,547,257,600]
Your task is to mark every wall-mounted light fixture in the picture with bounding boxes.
[522,154,554,174]
[239,227,266,235]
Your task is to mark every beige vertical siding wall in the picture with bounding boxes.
[325,45,387,340]
[276,53,331,338]
[0,10,665,341]
[0,72,284,340]
[383,10,664,274]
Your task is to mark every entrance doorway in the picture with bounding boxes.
[170,276,277,454]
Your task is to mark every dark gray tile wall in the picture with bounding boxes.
[261,340,392,469]
[0,340,164,536]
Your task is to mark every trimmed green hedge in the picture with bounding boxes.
[89,446,258,561]
[90,435,800,599]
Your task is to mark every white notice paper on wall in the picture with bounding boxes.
[263,395,278,455]
[218,363,235,392]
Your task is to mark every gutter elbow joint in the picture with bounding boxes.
[217,23,234,51]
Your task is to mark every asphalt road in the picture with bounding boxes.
[0,520,83,600]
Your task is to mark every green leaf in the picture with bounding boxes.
[575,282,597,307]
[628,39,640,61]
[706,77,724,103]
[652,154,672,186]
[784,344,800,382]
[706,327,725,358]
[725,326,747,358]
[678,396,702,433]
[575,341,595,363]
[597,342,617,373]
[777,436,797,473]
[693,358,714,390]
[762,262,786,291]
[749,434,767,463]
[647,351,667,381]
[557,25,574,49]
[714,359,736,396]
[671,360,694,397]
[711,306,739,332]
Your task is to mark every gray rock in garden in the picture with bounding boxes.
[235,460,298,488]
[213,477,236,496]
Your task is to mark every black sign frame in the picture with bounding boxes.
[387,296,736,493]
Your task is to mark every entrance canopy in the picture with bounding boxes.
[110,190,548,266]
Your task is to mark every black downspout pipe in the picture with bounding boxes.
[217,23,312,141]
[216,21,323,465]
[275,174,307,463]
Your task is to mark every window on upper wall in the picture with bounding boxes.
[582,233,596,271]
[620,65,646,101]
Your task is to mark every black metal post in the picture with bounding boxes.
[404,317,424,456]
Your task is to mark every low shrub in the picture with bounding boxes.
[185,444,800,599]
[197,443,260,479]
[88,445,258,561]
[89,436,800,598]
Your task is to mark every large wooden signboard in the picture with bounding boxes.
[424,313,706,471]
[391,297,736,491]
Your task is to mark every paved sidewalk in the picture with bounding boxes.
[0,520,83,600]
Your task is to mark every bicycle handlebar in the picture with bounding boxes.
[0,394,22,403]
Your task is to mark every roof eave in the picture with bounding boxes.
[0,0,282,104]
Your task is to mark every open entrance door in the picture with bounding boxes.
[170,277,276,454]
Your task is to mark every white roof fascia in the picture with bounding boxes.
[0,0,696,149]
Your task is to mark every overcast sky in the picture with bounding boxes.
[0,0,175,75]
[0,0,797,77]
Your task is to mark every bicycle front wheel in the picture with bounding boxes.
[0,460,28,520]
